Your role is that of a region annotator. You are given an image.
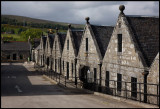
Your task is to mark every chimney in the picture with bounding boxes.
[56,28,58,34]
[119,5,125,14]
[85,17,90,24]
[68,24,71,29]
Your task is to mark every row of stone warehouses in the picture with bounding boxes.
[32,5,159,105]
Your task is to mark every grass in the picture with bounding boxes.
[1,34,26,41]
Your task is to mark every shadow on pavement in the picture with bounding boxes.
[1,63,92,97]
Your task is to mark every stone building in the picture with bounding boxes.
[1,41,31,62]
[31,38,40,62]
[51,29,66,74]
[76,17,114,86]
[44,33,55,69]
[61,24,83,80]
[147,53,159,105]
[38,34,47,66]
[101,5,159,102]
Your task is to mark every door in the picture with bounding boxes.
[131,77,137,99]
[13,54,16,60]
[80,66,90,82]
[117,73,122,92]
[106,71,109,88]
[67,62,69,79]
[94,68,97,83]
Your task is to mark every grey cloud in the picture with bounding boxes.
[1,1,159,26]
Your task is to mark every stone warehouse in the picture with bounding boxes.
[1,38,32,62]
[33,5,159,105]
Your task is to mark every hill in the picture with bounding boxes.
[1,14,85,29]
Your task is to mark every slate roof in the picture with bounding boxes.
[90,25,114,58]
[1,41,30,51]
[33,38,40,48]
[42,36,47,49]
[58,33,66,51]
[126,16,159,67]
[71,30,83,55]
[48,34,55,48]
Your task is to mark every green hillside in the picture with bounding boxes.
[1,15,85,29]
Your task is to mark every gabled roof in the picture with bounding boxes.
[126,16,159,67]
[90,25,114,58]
[71,30,83,55]
[58,33,66,51]
[33,38,40,48]
[1,41,30,51]
[48,34,55,48]
[42,36,47,49]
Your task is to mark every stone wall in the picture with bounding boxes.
[1,50,30,62]
[61,30,76,79]
[102,15,145,101]
[77,24,101,80]
[147,53,159,105]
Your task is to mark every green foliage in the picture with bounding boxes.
[21,28,42,41]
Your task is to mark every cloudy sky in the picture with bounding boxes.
[1,1,159,26]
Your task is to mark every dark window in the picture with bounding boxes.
[63,61,64,70]
[117,73,122,92]
[55,59,57,72]
[86,38,88,52]
[94,68,97,83]
[55,41,57,49]
[7,55,10,59]
[13,54,16,60]
[19,54,23,59]
[72,63,73,78]
[105,71,109,88]
[67,62,69,79]
[118,22,121,28]
[131,77,137,98]
[67,39,69,50]
[118,34,122,52]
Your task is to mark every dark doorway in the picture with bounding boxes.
[47,57,49,66]
[66,62,69,79]
[106,71,109,88]
[80,66,90,82]
[13,54,16,60]
[55,59,57,73]
[94,68,97,83]
[131,77,137,99]
[117,73,122,92]
[72,63,73,78]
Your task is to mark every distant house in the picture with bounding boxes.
[61,24,83,80]
[1,40,31,62]
[51,29,66,74]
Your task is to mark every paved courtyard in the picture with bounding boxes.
[1,62,156,108]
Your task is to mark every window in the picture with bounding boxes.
[63,61,64,71]
[94,68,97,83]
[19,54,23,59]
[106,71,109,88]
[13,54,16,60]
[72,63,73,78]
[67,40,69,50]
[131,77,137,98]
[86,38,88,52]
[118,34,122,52]
[118,22,121,28]
[55,41,57,49]
[117,73,122,92]
[7,55,10,59]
